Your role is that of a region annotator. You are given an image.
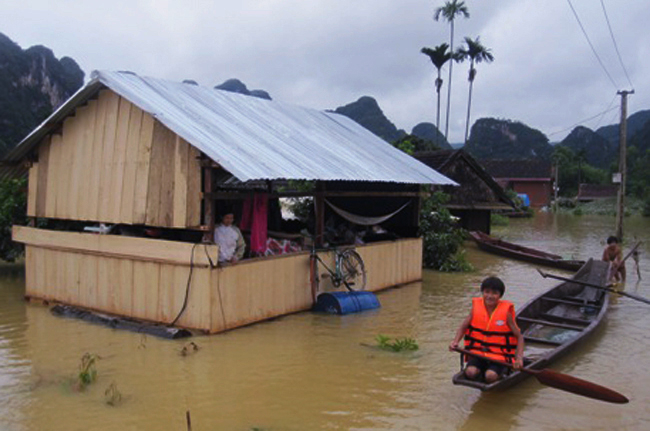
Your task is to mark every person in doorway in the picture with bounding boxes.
[602,235,626,282]
[214,212,246,264]
[449,277,524,383]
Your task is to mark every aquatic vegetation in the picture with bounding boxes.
[104,382,122,406]
[138,334,147,349]
[375,334,419,352]
[180,341,200,356]
[77,353,99,390]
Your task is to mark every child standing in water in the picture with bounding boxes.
[602,236,626,283]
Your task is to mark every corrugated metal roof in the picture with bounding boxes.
[6,70,456,185]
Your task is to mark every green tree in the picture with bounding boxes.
[419,191,472,272]
[434,0,469,140]
[421,44,452,147]
[0,178,27,262]
[456,36,494,144]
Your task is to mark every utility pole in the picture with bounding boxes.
[615,89,634,241]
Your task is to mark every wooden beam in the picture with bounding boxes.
[203,190,426,199]
[13,226,218,268]
[517,316,586,331]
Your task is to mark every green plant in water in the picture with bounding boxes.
[375,334,419,352]
[104,382,122,406]
[419,191,473,272]
[573,207,583,216]
[77,353,98,390]
[490,212,509,226]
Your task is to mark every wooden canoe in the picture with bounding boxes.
[469,231,585,272]
[452,258,610,391]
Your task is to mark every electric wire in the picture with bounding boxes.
[599,0,634,90]
[566,0,619,90]
[548,103,619,138]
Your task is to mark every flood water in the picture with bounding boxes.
[1,213,650,430]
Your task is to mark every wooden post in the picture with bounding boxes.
[314,181,325,247]
[615,90,633,241]
[202,159,215,242]
[554,159,559,212]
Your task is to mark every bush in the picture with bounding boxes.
[419,191,473,272]
[491,212,509,226]
[0,178,27,262]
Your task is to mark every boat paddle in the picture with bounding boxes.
[537,268,650,305]
[453,347,629,404]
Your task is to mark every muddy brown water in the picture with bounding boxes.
[1,213,649,430]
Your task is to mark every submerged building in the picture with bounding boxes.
[6,71,455,333]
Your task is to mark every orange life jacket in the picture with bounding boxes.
[464,297,518,363]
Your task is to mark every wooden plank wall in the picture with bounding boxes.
[28,89,202,228]
[17,227,423,334]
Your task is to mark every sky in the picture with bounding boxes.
[1,0,648,144]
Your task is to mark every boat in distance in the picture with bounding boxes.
[452,258,609,391]
[469,231,585,272]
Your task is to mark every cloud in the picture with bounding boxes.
[1,0,648,144]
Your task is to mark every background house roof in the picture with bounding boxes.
[415,150,516,210]
[7,70,456,186]
[481,159,552,180]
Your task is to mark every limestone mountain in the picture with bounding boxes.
[0,32,84,155]
[333,96,406,143]
[464,118,553,161]
[596,109,650,145]
[557,126,616,169]
[629,115,650,154]
[214,78,272,100]
[411,122,451,149]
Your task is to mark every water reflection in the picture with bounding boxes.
[0,213,649,430]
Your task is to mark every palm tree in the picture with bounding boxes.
[434,0,469,140]
[421,44,452,145]
[457,36,494,144]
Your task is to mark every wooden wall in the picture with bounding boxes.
[15,226,423,334]
[26,89,202,228]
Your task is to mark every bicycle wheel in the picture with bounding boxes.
[338,249,367,291]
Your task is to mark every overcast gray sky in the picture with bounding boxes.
[1,0,647,144]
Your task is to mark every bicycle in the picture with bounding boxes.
[309,239,367,297]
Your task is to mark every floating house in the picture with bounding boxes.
[6,71,455,334]
[481,159,553,208]
[415,150,516,234]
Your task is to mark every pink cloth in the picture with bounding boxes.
[240,193,268,254]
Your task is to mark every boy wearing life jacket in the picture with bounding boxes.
[449,276,524,383]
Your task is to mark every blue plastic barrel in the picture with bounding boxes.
[313,291,381,315]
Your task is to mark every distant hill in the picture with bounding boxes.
[596,109,650,144]
[0,32,84,155]
[629,115,650,154]
[333,96,406,143]
[411,122,451,149]
[464,118,553,161]
[558,126,616,169]
[214,78,272,100]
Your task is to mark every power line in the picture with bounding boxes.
[566,0,619,90]
[600,0,634,89]
[548,103,619,138]
[592,94,619,130]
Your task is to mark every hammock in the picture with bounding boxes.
[325,199,410,226]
